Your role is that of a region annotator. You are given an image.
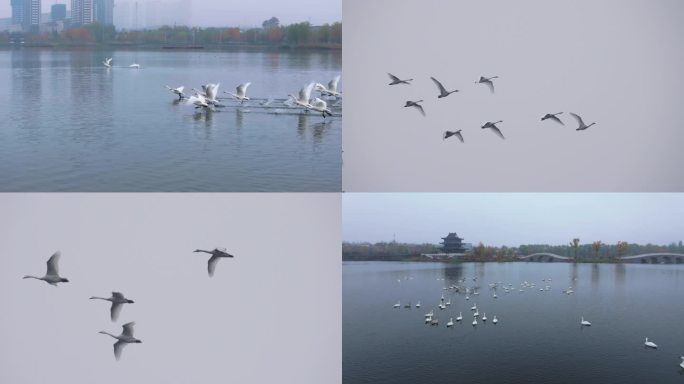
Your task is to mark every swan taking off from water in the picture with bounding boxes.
[194,247,235,277]
[444,130,464,143]
[23,251,69,286]
[570,113,596,131]
[388,73,412,85]
[481,120,505,140]
[316,75,341,97]
[431,77,459,98]
[187,93,210,109]
[103,58,112,68]
[165,86,185,100]
[289,82,315,110]
[404,100,425,116]
[310,98,333,119]
[541,112,564,125]
[226,82,251,104]
[580,316,591,326]
[90,292,135,321]
[99,322,142,361]
[644,337,658,349]
[475,76,499,93]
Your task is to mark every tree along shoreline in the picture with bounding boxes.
[0,42,341,51]
[343,241,684,263]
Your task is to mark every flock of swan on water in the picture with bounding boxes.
[23,249,234,360]
[387,73,596,142]
[391,276,683,369]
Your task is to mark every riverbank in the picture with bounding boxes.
[0,42,341,51]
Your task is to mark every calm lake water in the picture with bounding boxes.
[0,49,341,191]
[344,261,684,384]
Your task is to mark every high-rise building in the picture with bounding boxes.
[11,0,40,31]
[94,0,115,25]
[71,0,94,26]
[51,4,67,21]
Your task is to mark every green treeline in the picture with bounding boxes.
[343,240,684,262]
[1,18,341,48]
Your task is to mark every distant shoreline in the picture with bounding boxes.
[0,42,342,52]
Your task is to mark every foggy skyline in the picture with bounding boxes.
[343,193,684,246]
[1,0,341,28]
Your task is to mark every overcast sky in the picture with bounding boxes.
[343,193,684,246]
[0,0,341,27]
[343,0,684,191]
[0,193,340,383]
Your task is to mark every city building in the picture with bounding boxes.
[440,233,467,253]
[94,0,115,25]
[51,4,67,21]
[11,0,41,31]
[71,0,94,26]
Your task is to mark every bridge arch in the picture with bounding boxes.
[619,253,684,264]
[517,253,572,262]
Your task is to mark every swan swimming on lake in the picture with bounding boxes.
[471,303,477,311]
[481,120,505,140]
[99,322,142,361]
[23,251,69,286]
[129,63,141,69]
[416,301,421,308]
[226,82,251,104]
[482,313,487,321]
[388,73,412,85]
[644,337,658,349]
[472,317,478,326]
[193,247,235,277]
[431,77,459,98]
[315,75,341,97]
[404,100,425,116]
[103,58,112,68]
[680,356,684,369]
[541,112,564,125]
[456,312,463,321]
[570,112,596,131]
[90,292,135,322]
[289,82,315,110]
[447,317,454,327]
[580,316,591,326]
[444,130,464,143]
[393,301,400,308]
[165,85,185,100]
[493,315,498,324]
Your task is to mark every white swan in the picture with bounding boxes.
[315,75,341,97]
[403,100,425,116]
[541,112,564,125]
[570,112,596,131]
[288,82,315,110]
[431,77,459,98]
[202,83,221,105]
[193,247,235,277]
[23,251,69,286]
[456,312,463,321]
[226,82,251,103]
[393,301,400,308]
[680,356,684,369]
[482,313,487,321]
[471,303,477,311]
[445,299,451,306]
[388,73,412,85]
[475,75,498,93]
[447,317,454,327]
[465,295,470,300]
[481,120,505,140]
[472,317,478,326]
[90,292,135,321]
[415,301,421,308]
[492,315,498,324]
[99,322,142,360]
[129,63,141,69]
[580,316,591,326]
[187,93,210,109]
[103,58,112,68]
[310,98,333,119]
[474,309,479,317]
[165,85,185,100]
[644,337,657,349]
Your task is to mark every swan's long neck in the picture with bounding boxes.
[99,331,118,339]
[23,275,41,280]
[90,296,109,301]
[587,122,596,128]
[194,249,212,254]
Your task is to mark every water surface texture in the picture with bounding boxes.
[344,262,684,384]
[0,49,341,191]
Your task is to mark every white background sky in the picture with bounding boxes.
[343,0,684,191]
[0,193,341,383]
[0,0,341,27]
[343,193,684,246]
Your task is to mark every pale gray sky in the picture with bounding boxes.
[343,193,684,246]
[0,193,341,383]
[1,0,341,27]
[343,0,684,191]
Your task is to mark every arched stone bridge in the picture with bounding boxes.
[619,253,684,264]
[517,252,684,264]
[517,253,572,262]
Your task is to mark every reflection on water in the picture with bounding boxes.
[0,49,341,191]
[344,262,684,384]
